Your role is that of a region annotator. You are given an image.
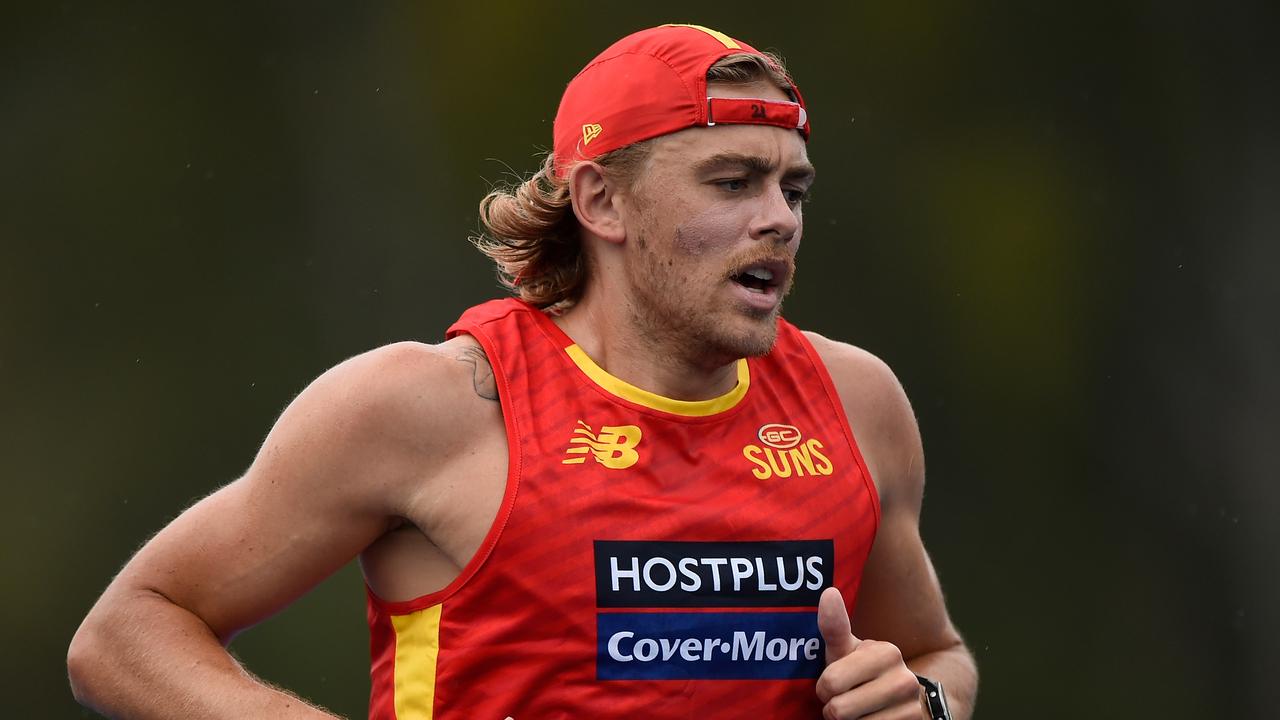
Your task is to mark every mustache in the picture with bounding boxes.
[724,253,795,278]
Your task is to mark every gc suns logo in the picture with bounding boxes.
[742,424,834,480]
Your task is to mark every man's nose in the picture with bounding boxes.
[749,186,800,244]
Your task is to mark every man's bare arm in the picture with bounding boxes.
[807,332,978,719]
[68,341,483,719]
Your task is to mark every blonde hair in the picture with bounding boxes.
[472,52,795,309]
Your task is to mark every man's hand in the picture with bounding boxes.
[815,587,925,720]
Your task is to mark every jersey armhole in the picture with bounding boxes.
[365,321,523,615]
[793,330,882,528]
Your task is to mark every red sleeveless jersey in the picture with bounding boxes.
[367,299,880,719]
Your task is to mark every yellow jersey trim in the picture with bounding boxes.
[564,344,749,416]
[390,604,442,720]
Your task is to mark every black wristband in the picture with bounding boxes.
[915,674,952,720]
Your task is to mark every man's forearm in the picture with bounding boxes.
[907,643,978,720]
[68,589,338,720]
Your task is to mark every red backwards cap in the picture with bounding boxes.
[552,24,810,177]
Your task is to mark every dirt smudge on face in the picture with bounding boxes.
[671,203,738,257]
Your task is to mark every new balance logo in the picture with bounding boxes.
[563,420,642,469]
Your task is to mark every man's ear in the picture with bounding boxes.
[568,162,626,244]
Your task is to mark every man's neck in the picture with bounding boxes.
[551,298,742,403]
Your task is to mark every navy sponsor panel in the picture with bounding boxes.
[597,611,824,680]
[594,540,834,608]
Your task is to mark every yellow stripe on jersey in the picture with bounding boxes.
[565,344,749,416]
[390,604,443,720]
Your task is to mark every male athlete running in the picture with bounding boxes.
[70,24,977,719]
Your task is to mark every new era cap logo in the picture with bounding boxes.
[582,123,603,146]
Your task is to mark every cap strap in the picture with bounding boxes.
[706,97,809,137]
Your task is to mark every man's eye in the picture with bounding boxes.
[717,178,748,191]
[784,188,810,205]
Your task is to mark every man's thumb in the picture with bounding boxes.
[817,586,860,663]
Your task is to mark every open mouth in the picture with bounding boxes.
[732,262,786,295]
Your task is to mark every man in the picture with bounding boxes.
[69,24,976,719]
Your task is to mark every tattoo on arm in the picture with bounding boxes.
[455,345,498,401]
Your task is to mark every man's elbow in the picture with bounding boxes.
[68,611,115,710]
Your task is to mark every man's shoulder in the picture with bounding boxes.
[799,330,921,500]
[343,337,487,383]
[293,337,501,457]
[323,338,478,401]
[799,330,901,398]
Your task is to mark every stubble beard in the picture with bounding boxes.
[627,233,787,368]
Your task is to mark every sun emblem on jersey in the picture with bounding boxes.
[742,423,835,480]
[563,420,642,470]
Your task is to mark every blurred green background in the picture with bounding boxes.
[4,2,1277,717]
